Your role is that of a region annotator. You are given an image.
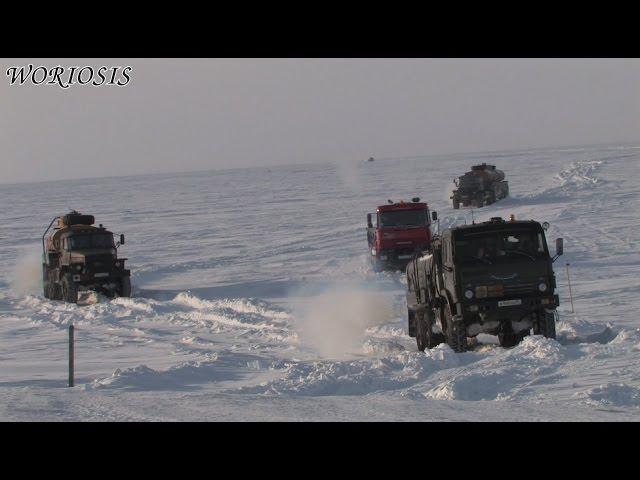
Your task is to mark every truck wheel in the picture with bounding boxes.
[119,277,132,298]
[408,309,416,337]
[44,267,62,300]
[534,310,556,339]
[52,282,62,301]
[371,257,383,273]
[416,312,427,350]
[61,275,78,304]
[43,264,51,298]
[443,303,467,352]
[498,331,526,348]
[419,308,445,351]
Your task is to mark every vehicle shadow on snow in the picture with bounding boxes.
[137,279,328,301]
[136,276,399,302]
[556,325,618,345]
[0,377,93,388]
[86,352,269,392]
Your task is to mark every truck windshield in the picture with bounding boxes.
[68,234,114,250]
[379,210,427,227]
[454,229,546,264]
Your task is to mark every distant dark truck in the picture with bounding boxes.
[451,163,509,209]
[406,216,563,352]
[42,211,131,303]
[366,198,438,272]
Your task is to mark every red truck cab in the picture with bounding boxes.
[366,198,437,271]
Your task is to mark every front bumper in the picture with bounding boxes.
[376,252,418,270]
[459,294,559,335]
[71,269,130,283]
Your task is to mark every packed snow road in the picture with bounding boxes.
[1,144,639,421]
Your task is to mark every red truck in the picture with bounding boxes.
[366,197,437,271]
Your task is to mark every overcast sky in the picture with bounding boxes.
[1,58,639,184]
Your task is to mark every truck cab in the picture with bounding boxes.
[406,216,563,351]
[366,198,437,271]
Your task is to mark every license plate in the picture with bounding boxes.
[498,299,522,307]
[94,272,109,278]
[397,254,414,259]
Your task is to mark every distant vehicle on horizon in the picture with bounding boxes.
[451,163,509,209]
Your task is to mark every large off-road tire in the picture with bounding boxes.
[43,265,62,300]
[534,310,556,339]
[498,330,527,348]
[52,282,62,301]
[61,275,78,304]
[371,256,383,273]
[416,309,444,352]
[443,302,467,352]
[119,277,132,298]
[408,309,416,337]
[43,264,51,299]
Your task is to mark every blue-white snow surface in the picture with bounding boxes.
[1,144,639,421]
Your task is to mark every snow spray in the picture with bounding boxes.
[290,280,394,359]
[10,245,43,295]
[336,160,364,190]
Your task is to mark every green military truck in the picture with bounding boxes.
[406,216,563,352]
[42,211,131,303]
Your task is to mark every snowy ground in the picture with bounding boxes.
[1,143,640,421]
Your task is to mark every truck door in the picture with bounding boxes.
[441,236,456,301]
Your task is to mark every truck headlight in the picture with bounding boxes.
[75,264,83,272]
[464,289,474,299]
[538,282,548,292]
[115,261,121,268]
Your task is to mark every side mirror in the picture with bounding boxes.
[367,213,373,229]
[120,234,125,245]
[431,211,438,221]
[555,237,563,257]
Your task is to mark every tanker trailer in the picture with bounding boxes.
[451,163,509,209]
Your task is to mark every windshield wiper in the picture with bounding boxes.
[463,255,493,265]
[503,250,536,261]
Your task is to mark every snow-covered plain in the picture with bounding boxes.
[1,143,639,421]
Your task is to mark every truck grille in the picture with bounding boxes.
[503,282,537,297]
[86,255,113,272]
